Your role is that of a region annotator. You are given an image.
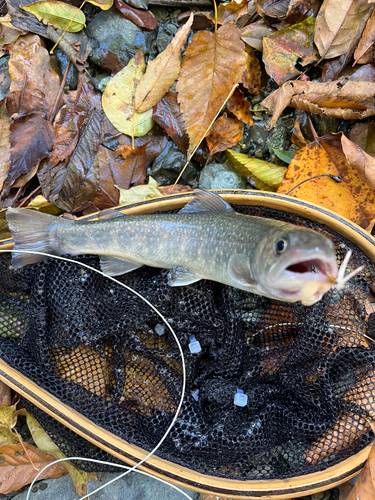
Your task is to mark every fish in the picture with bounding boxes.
[5,190,353,306]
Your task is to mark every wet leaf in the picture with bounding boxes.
[26,413,95,497]
[261,79,375,129]
[291,117,311,148]
[88,0,113,9]
[114,0,157,30]
[0,23,25,55]
[314,0,375,59]
[93,146,121,209]
[116,136,168,189]
[40,109,102,212]
[176,23,247,160]
[354,10,375,64]
[227,149,286,188]
[262,16,318,85]
[134,13,193,113]
[8,33,61,116]
[21,1,86,33]
[3,112,54,198]
[117,176,162,205]
[0,442,67,494]
[227,88,253,126]
[205,0,248,25]
[348,122,375,158]
[241,46,262,95]
[206,114,243,156]
[241,20,275,52]
[277,133,375,230]
[254,0,316,27]
[102,51,154,137]
[0,103,11,194]
[27,195,63,214]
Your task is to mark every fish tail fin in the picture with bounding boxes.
[6,208,66,268]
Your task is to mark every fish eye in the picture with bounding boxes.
[275,238,288,254]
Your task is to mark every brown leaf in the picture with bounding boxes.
[227,88,253,126]
[241,45,261,95]
[96,48,124,75]
[114,0,157,30]
[354,9,375,64]
[340,64,375,83]
[277,132,375,230]
[176,23,247,160]
[340,133,375,190]
[254,0,317,27]
[152,92,206,164]
[93,146,121,209]
[348,122,375,158]
[314,0,375,60]
[2,112,54,198]
[205,0,248,25]
[0,443,67,494]
[339,482,354,500]
[0,103,11,194]
[158,184,193,196]
[134,13,193,113]
[262,16,318,85]
[8,33,60,116]
[291,116,310,148]
[341,439,375,500]
[241,20,275,52]
[116,136,168,189]
[206,113,243,156]
[261,79,375,129]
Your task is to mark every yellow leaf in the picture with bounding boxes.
[135,13,193,113]
[87,0,113,10]
[116,177,162,205]
[21,1,86,33]
[102,51,154,137]
[226,149,286,188]
[0,403,20,447]
[26,413,96,497]
[27,195,63,215]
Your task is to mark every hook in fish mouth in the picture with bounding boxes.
[334,249,365,290]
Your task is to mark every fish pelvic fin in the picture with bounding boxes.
[100,256,142,276]
[6,208,64,268]
[168,267,202,286]
[179,189,235,214]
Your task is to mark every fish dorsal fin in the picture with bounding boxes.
[179,190,235,214]
[100,256,142,276]
[98,208,125,220]
[228,254,256,287]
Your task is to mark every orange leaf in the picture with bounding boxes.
[277,133,375,230]
[134,13,193,113]
[227,88,253,126]
[354,9,375,64]
[176,23,247,160]
[0,442,67,494]
[158,185,193,196]
[206,113,243,156]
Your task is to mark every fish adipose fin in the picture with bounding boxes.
[179,189,235,214]
[100,256,142,276]
[228,254,257,287]
[6,208,62,268]
[168,267,201,286]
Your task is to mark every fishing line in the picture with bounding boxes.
[0,249,186,500]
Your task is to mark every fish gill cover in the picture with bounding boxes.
[0,204,374,480]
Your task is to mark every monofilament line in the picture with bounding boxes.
[0,250,187,500]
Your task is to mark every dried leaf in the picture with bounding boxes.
[0,403,20,447]
[262,16,318,85]
[241,20,275,52]
[354,10,375,64]
[340,133,375,190]
[8,33,61,116]
[0,103,11,194]
[114,0,157,30]
[206,114,243,156]
[176,23,247,160]
[102,51,154,137]
[314,0,375,59]
[241,46,261,95]
[134,13,193,113]
[261,79,375,129]
[158,184,192,196]
[117,176,162,206]
[348,122,375,158]
[227,88,253,126]
[227,148,286,188]
[0,443,67,494]
[21,1,86,32]
[26,413,95,497]
[277,133,375,230]
[40,109,102,212]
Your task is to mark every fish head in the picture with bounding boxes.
[254,226,338,306]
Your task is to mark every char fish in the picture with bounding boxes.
[6,190,340,306]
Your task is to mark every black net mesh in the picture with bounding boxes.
[0,204,374,480]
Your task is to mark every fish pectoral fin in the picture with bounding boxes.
[100,256,142,276]
[168,267,202,286]
[228,254,256,287]
[179,189,235,214]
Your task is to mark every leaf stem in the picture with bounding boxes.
[285,173,342,195]
[50,0,87,54]
[213,0,217,33]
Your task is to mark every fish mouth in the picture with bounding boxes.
[284,258,336,281]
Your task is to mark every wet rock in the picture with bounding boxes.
[86,7,157,69]
[147,141,197,185]
[199,163,246,189]
[156,22,178,52]
[54,49,79,90]
[267,124,290,164]
[0,56,10,101]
